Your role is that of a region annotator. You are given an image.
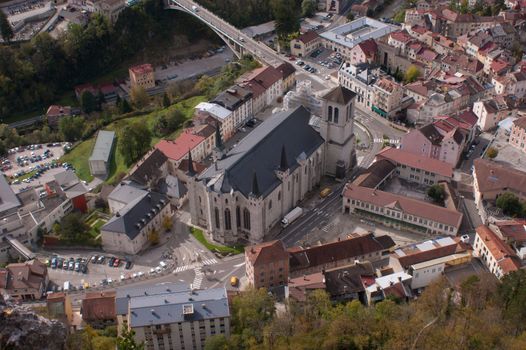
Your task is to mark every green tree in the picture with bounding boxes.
[162,92,171,108]
[154,109,185,136]
[117,328,144,350]
[231,287,275,343]
[59,116,85,142]
[347,12,355,21]
[427,184,446,203]
[0,10,13,42]
[130,86,149,109]
[59,212,89,241]
[81,91,96,114]
[204,334,230,350]
[118,121,152,165]
[393,9,406,23]
[459,0,469,13]
[162,215,173,232]
[498,270,526,334]
[119,99,133,114]
[404,65,421,83]
[496,192,523,217]
[486,146,498,159]
[271,0,300,38]
[301,0,316,17]
[148,229,160,245]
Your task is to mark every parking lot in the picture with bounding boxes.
[294,46,342,80]
[46,252,168,292]
[2,143,69,193]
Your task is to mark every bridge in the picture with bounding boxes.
[165,0,285,68]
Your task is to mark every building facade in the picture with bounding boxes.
[509,117,526,152]
[129,64,155,90]
[245,240,289,290]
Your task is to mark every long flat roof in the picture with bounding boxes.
[320,17,396,49]
[0,175,20,215]
[89,130,115,162]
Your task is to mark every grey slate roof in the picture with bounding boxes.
[128,149,168,186]
[129,288,229,327]
[158,175,187,199]
[54,169,79,188]
[108,182,148,204]
[102,191,168,240]
[0,175,21,215]
[198,106,324,198]
[322,86,356,105]
[116,282,189,315]
[89,130,115,162]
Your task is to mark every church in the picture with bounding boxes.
[187,86,356,244]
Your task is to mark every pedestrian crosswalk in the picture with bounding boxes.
[201,258,217,266]
[172,257,218,273]
[192,267,204,289]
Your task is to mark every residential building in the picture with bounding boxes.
[245,240,289,290]
[492,71,526,99]
[129,63,155,90]
[48,169,89,212]
[46,105,75,129]
[364,271,413,305]
[290,31,321,57]
[372,78,404,118]
[289,233,395,278]
[277,62,296,92]
[155,129,210,170]
[101,190,171,254]
[339,62,379,110]
[315,261,375,303]
[81,291,116,329]
[126,148,169,190]
[400,123,466,166]
[47,292,73,325]
[187,87,356,244]
[287,271,326,302]
[91,0,125,23]
[473,98,517,131]
[491,220,526,260]
[376,147,454,184]
[473,225,521,279]
[127,288,230,350]
[348,38,377,65]
[429,9,501,39]
[237,66,282,106]
[89,130,115,178]
[390,236,471,290]
[320,17,396,61]
[473,158,526,223]
[194,102,234,140]
[509,117,526,152]
[211,85,253,129]
[0,259,48,300]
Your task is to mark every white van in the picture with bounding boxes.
[63,281,70,292]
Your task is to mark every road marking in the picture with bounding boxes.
[201,258,218,266]
[192,267,204,289]
[233,262,245,268]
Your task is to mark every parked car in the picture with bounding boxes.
[108,257,115,267]
[125,261,133,269]
[97,256,105,264]
[90,255,98,264]
[113,258,120,267]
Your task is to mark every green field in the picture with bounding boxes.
[190,227,244,256]
[60,95,206,183]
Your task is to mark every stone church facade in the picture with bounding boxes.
[187,86,356,244]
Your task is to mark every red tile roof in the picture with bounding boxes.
[390,31,412,43]
[394,238,469,268]
[155,130,206,162]
[344,184,463,228]
[473,158,526,195]
[82,291,116,322]
[130,63,153,75]
[296,31,319,44]
[357,39,378,58]
[476,225,521,274]
[494,220,526,242]
[376,147,454,178]
[245,240,288,267]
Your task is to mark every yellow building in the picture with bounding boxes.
[129,64,155,90]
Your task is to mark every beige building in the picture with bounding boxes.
[129,63,155,90]
[188,86,356,244]
[127,288,230,350]
[47,292,74,325]
[373,78,404,118]
[0,260,48,300]
[245,240,289,290]
[509,117,526,152]
[290,31,321,57]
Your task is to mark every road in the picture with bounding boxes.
[168,0,285,67]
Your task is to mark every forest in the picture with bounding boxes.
[204,270,526,350]
[0,0,215,120]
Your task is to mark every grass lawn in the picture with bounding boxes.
[190,227,244,256]
[59,95,206,183]
[88,218,107,238]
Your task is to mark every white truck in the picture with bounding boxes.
[281,207,303,227]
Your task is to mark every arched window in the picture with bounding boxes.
[346,105,350,121]
[224,208,232,230]
[214,207,220,229]
[278,191,281,201]
[334,107,339,123]
[328,106,333,122]
[243,208,251,231]
[236,206,241,228]
[268,200,272,210]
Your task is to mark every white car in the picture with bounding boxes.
[132,273,138,278]
[155,266,162,273]
[138,271,144,278]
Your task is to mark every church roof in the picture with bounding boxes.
[198,106,324,198]
[322,86,356,105]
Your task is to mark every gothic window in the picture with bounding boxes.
[328,106,333,122]
[268,200,272,210]
[236,206,241,228]
[214,208,220,229]
[278,191,281,200]
[346,105,350,121]
[334,107,339,123]
[198,196,202,203]
[243,208,251,230]
[224,208,232,230]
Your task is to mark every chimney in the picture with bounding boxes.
[303,274,307,281]
[398,276,402,282]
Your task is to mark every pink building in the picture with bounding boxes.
[349,39,377,66]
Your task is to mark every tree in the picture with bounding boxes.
[486,146,498,159]
[148,229,160,245]
[204,334,230,350]
[81,91,96,114]
[498,270,526,334]
[459,0,469,13]
[404,65,421,83]
[118,121,152,165]
[0,10,13,42]
[231,287,275,342]
[393,9,406,23]
[58,212,89,241]
[496,192,523,217]
[162,215,173,232]
[117,328,144,350]
[301,0,316,17]
[59,116,85,142]
[347,12,355,21]
[130,86,149,109]
[97,90,106,111]
[154,109,185,136]
[427,184,446,203]
[271,0,300,38]
[162,92,171,108]
[119,99,133,114]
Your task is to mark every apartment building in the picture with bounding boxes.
[339,62,379,110]
[348,39,377,66]
[194,102,234,140]
[473,225,521,279]
[290,31,321,57]
[128,288,230,350]
[245,240,289,290]
[492,71,526,99]
[372,78,404,118]
[0,260,48,300]
[473,97,516,131]
[82,291,117,329]
[509,117,526,153]
[211,85,253,129]
[129,63,155,90]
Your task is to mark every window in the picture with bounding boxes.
[328,106,333,122]
[278,191,281,200]
[334,107,339,123]
[243,208,251,230]
[214,208,220,229]
[236,206,241,228]
[224,208,232,230]
[268,200,272,210]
